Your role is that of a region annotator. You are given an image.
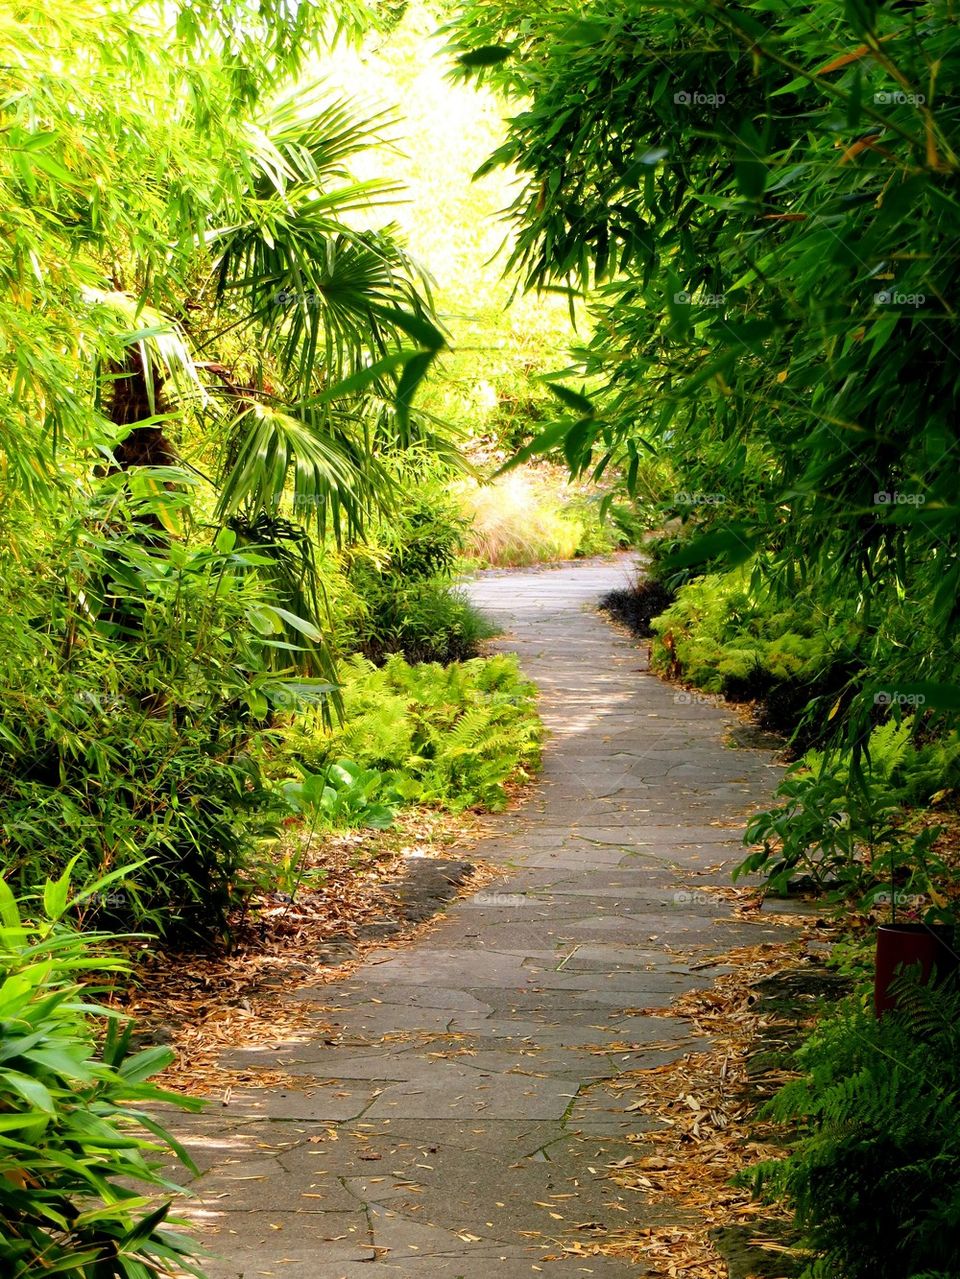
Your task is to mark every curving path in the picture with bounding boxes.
[177,556,789,1278]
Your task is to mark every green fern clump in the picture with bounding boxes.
[762,631,828,682]
[889,730,960,806]
[336,656,420,770]
[414,697,539,811]
[473,652,533,694]
[715,645,767,687]
[278,652,541,815]
[787,717,954,821]
[649,565,852,700]
[278,659,414,774]
[738,715,958,896]
[748,980,960,1279]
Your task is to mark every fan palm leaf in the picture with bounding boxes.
[208,85,443,401]
[215,400,387,535]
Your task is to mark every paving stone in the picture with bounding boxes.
[311,1251,649,1278]
[194,1164,360,1213]
[363,1067,578,1121]
[219,1082,380,1122]
[189,1208,375,1274]
[353,948,540,987]
[323,1003,485,1037]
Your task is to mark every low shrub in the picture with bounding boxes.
[456,469,627,567]
[739,717,960,897]
[282,757,400,831]
[649,569,857,695]
[599,576,676,638]
[0,523,294,943]
[350,573,497,665]
[342,487,498,664]
[647,566,863,747]
[0,868,203,1279]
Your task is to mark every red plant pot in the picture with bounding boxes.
[874,923,958,1017]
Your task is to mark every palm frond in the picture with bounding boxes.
[208,86,440,398]
[215,401,389,536]
[247,85,400,193]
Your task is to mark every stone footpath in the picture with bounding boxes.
[173,556,788,1278]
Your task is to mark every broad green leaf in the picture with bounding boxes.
[546,383,594,416]
[4,1069,55,1113]
[268,607,324,642]
[0,879,20,930]
[457,45,514,68]
[42,855,80,923]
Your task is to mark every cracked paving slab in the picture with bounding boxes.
[172,556,793,1278]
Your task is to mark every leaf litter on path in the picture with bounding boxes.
[107,807,500,1095]
[569,937,820,1277]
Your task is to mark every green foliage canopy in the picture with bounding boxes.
[0,0,447,541]
[447,0,960,705]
